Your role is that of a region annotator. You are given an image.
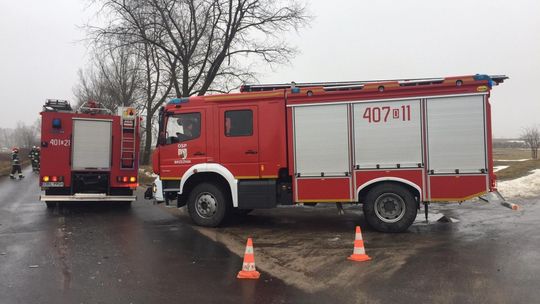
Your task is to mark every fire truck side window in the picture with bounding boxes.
[166,112,201,144]
[225,110,253,137]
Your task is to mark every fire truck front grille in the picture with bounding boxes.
[72,172,110,194]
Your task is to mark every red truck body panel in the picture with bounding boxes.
[154,75,504,207]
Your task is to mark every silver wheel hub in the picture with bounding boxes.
[195,192,218,219]
[374,193,406,223]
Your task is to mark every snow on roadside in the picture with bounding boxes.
[497,169,540,198]
[494,165,509,172]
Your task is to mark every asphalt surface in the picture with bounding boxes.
[0,169,329,304]
[1,168,540,304]
[166,197,540,304]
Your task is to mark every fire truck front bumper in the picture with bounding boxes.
[40,193,136,202]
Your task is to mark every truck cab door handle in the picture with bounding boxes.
[245,150,258,155]
[193,151,205,156]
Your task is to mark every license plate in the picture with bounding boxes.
[42,182,64,187]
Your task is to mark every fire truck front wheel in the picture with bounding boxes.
[363,183,417,233]
[187,183,231,227]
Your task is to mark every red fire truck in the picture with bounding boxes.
[151,74,507,232]
[40,100,140,207]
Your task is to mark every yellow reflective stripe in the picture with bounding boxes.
[429,191,487,202]
[297,199,355,203]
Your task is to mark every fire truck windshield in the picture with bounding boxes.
[165,112,201,144]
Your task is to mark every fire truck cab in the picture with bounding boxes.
[152,74,506,232]
[40,100,140,206]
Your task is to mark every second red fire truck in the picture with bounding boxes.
[40,100,140,207]
[151,74,507,232]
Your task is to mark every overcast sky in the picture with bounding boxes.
[1,0,539,138]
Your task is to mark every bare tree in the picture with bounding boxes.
[82,0,309,164]
[73,68,111,107]
[73,44,141,112]
[521,126,540,159]
[88,0,309,97]
[12,121,39,149]
[136,42,174,164]
[0,128,15,149]
[75,39,173,164]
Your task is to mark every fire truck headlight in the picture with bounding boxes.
[51,176,58,182]
[42,176,50,182]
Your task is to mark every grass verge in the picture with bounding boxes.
[494,159,540,181]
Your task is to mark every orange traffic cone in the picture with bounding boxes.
[237,238,261,279]
[348,226,371,262]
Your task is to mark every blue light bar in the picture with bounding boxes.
[167,97,190,105]
[473,74,494,87]
[52,118,62,129]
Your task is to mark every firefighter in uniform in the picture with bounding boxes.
[29,146,40,172]
[10,147,24,180]
[30,146,40,172]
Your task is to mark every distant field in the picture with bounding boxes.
[493,148,531,160]
[493,148,540,181]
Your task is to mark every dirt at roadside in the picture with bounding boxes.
[162,204,446,298]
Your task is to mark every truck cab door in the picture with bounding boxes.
[159,109,207,180]
[218,106,260,178]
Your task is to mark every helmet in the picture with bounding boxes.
[32,146,37,149]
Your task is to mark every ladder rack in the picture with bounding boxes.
[120,114,137,170]
[43,99,72,112]
[240,74,508,92]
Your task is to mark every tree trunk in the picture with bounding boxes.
[142,116,154,165]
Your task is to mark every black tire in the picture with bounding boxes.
[46,202,57,209]
[187,183,231,227]
[303,203,317,207]
[363,183,417,233]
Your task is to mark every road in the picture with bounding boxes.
[1,168,540,304]
[165,196,540,304]
[0,169,329,304]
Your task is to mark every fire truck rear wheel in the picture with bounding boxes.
[363,183,417,233]
[46,202,56,209]
[187,183,231,227]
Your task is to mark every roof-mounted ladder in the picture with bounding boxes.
[43,99,73,112]
[120,116,136,170]
[240,74,508,92]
